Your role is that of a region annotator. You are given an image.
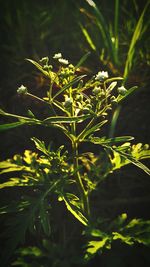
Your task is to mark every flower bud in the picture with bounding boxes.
[92,86,101,95]
[17,85,28,95]
[53,53,62,59]
[64,98,72,108]
[58,58,69,65]
[117,86,127,95]
[95,71,108,81]
[110,96,117,105]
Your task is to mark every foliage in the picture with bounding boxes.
[79,0,150,81]
[0,54,150,266]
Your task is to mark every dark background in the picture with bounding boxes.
[0,0,150,266]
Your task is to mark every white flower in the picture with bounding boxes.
[86,0,96,7]
[17,85,28,95]
[58,58,69,65]
[117,86,127,95]
[53,53,62,59]
[95,71,108,81]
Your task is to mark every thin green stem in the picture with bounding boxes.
[27,93,49,105]
[72,139,90,218]
[70,91,90,218]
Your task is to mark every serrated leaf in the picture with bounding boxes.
[86,237,109,254]
[88,136,134,145]
[31,137,47,155]
[62,195,88,226]
[108,145,150,175]
[0,177,29,189]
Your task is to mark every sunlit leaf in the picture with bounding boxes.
[0,121,26,131]
[61,195,88,226]
[86,237,110,255]
[75,51,91,68]
[26,58,58,83]
[43,114,90,124]
[52,75,86,100]
[39,200,51,236]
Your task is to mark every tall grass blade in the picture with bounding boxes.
[79,23,96,51]
[76,51,91,68]
[109,106,121,138]
[114,0,119,63]
[123,2,150,81]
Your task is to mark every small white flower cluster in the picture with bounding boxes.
[117,86,127,95]
[17,85,28,95]
[95,71,108,81]
[53,53,69,65]
[86,0,96,7]
[53,53,62,59]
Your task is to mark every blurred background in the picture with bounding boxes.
[0,0,150,266]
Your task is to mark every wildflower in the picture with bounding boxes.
[53,53,62,59]
[86,0,96,7]
[17,85,28,95]
[58,58,69,65]
[117,86,127,95]
[95,71,108,81]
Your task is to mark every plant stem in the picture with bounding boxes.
[72,139,90,218]
[70,93,90,218]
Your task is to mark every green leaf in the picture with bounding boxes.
[79,23,96,51]
[0,201,30,214]
[123,2,150,80]
[61,195,88,226]
[0,121,26,131]
[39,200,51,236]
[86,237,110,255]
[0,108,41,124]
[52,74,86,100]
[43,114,90,124]
[107,81,117,93]
[88,136,134,145]
[0,196,42,265]
[0,161,32,174]
[31,137,48,155]
[108,145,150,175]
[0,108,7,115]
[26,58,58,83]
[0,177,30,189]
[79,120,108,141]
[117,86,138,102]
[112,232,134,245]
[75,51,91,68]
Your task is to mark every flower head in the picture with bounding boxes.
[95,71,108,81]
[17,85,28,95]
[117,86,127,95]
[53,53,62,59]
[58,58,69,65]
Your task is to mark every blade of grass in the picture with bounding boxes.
[123,2,150,81]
